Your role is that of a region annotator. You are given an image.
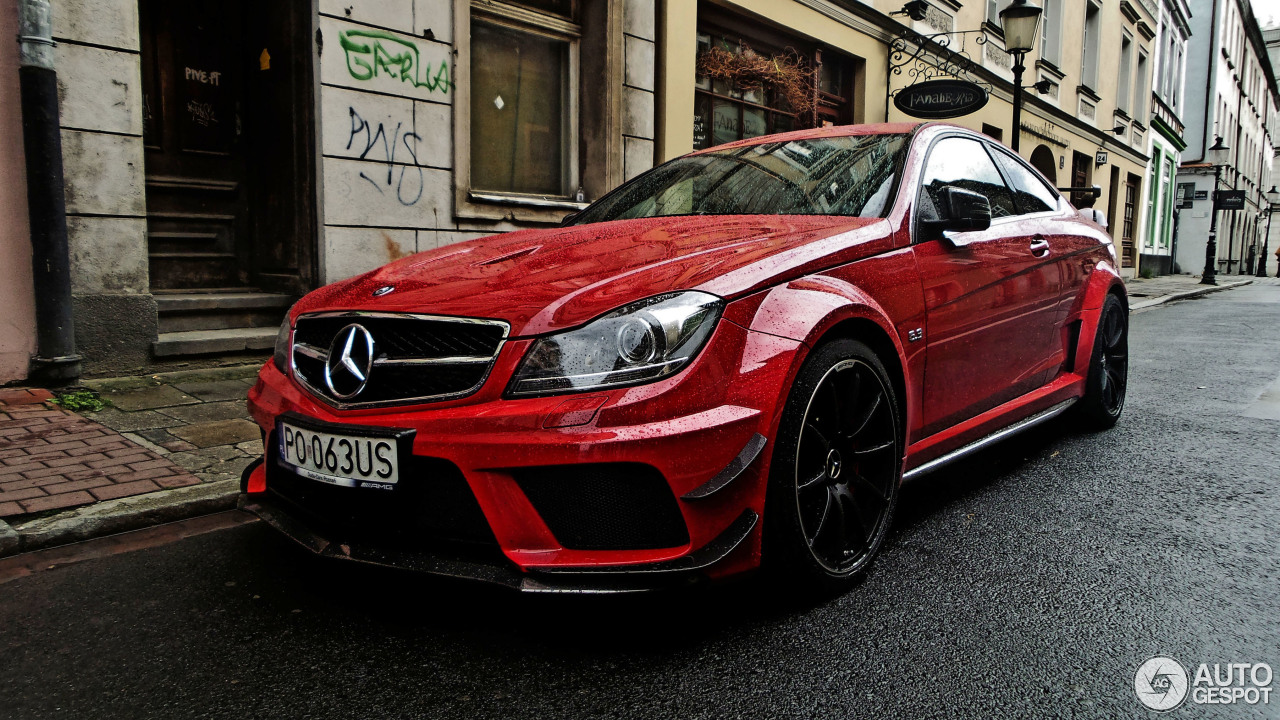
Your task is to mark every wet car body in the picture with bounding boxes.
[241,122,1126,592]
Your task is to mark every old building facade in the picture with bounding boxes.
[3,0,1164,382]
[1175,0,1279,278]
[658,0,1159,277]
[1139,0,1191,276]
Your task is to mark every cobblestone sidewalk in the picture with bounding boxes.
[81,365,264,487]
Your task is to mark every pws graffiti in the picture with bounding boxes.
[347,107,424,206]
[339,29,453,95]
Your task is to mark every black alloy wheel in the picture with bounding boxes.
[766,338,901,591]
[1075,293,1128,430]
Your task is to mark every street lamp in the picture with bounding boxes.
[1201,136,1231,286]
[1257,185,1280,278]
[1000,0,1043,152]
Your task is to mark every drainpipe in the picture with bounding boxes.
[17,0,80,385]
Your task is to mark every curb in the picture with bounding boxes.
[0,479,241,558]
[1130,279,1253,311]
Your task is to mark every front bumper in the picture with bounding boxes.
[238,471,758,593]
[242,319,805,588]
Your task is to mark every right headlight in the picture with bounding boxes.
[507,291,724,397]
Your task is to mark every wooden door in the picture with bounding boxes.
[141,0,250,290]
[1070,151,1090,204]
[1122,173,1139,268]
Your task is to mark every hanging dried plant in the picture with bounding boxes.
[696,44,818,124]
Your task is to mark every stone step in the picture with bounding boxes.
[155,292,294,313]
[158,308,286,334]
[153,327,278,358]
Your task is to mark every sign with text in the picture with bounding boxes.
[893,79,988,119]
[1215,190,1246,211]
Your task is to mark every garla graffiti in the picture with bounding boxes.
[339,29,453,94]
[347,107,423,206]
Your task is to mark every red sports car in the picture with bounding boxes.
[241,122,1128,593]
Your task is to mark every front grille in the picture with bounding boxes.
[512,463,690,550]
[292,313,507,408]
[265,431,500,552]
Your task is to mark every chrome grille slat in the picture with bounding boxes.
[291,312,509,409]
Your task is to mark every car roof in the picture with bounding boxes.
[690,122,945,155]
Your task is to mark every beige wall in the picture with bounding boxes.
[656,0,1156,273]
[0,0,36,384]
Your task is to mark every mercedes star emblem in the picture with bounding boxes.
[324,324,375,400]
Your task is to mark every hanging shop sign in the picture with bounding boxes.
[893,79,989,119]
[1214,190,1246,211]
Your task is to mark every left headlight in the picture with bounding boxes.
[507,291,724,397]
[273,313,292,373]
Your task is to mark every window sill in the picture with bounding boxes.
[1036,59,1065,80]
[468,192,589,211]
[455,189,589,224]
[1077,85,1101,102]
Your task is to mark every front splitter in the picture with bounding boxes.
[238,492,757,594]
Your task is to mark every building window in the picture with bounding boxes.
[1040,0,1061,66]
[469,3,579,198]
[693,29,852,150]
[1134,51,1148,122]
[1117,34,1133,114]
[986,0,1002,24]
[1160,155,1175,247]
[1081,1,1101,91]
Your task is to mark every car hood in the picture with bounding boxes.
[295,215,890,335]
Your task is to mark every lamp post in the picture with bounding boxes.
[999,0,1043,152]
[1258,186,1280,278]
[1201,136,1231,286]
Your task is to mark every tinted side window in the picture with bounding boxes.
[917,137,1016,223]
[991,150,1060,215]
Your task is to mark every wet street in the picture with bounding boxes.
[2,282,1278,719]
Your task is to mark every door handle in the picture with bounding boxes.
[1029,237,1051,257]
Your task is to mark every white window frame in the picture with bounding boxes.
[1118,33,1133,114]
[1081,1,1101,91]
[454,0,584,222]
[1040,0,1061,66]
[1134,49,1148,123]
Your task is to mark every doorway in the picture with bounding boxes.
[1070,151,1091,204]
[1121,172,1140,269]
[1029,145,1057,185]
[140,0,315,294]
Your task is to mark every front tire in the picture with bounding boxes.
[764,338,902,593]
[1074,293,1128,430]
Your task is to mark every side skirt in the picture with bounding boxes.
[902,398,1077,481]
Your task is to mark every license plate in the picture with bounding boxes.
[279,422,400,489]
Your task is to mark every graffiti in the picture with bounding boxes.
[339,29,453,95]
[347,107,423,206]
[186,99,219,127]
[185,67,222,85]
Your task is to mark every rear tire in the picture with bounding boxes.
[763,338,902,594]
[1074,293,1128,430]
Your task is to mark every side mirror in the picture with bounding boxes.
[936,186,992,233]
[560,210,581,226]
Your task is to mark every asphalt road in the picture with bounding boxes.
[2,281,1278,719]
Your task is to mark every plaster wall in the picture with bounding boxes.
[0,0,36,384]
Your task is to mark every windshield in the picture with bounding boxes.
[572,134,909,225]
